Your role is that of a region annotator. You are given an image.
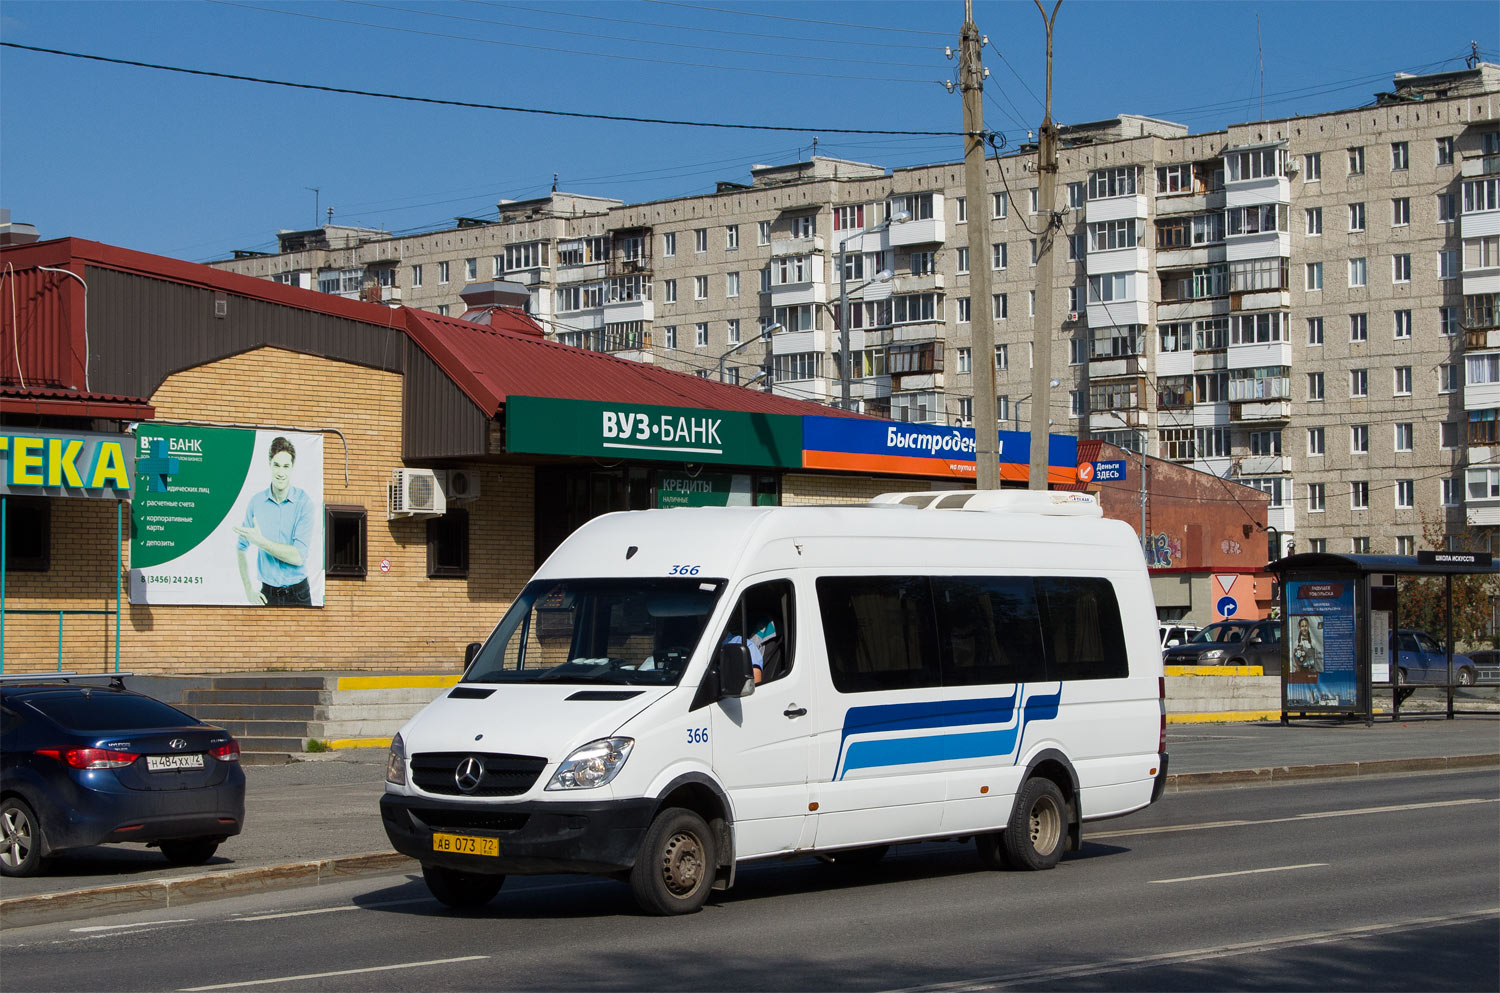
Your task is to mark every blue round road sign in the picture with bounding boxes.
[1216,596,1238,618]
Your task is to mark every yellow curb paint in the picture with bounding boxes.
[1168,711,1283,724]
[1164,666,1265,677]
[326,737,395,750]
[335,675,462,691]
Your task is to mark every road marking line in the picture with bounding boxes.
[233,898,428,922]
[1151,862,1327,884]
[1090,796,1496,840]
[177,955,488,991]
[71,918,195,932]
[887,908,1500,992]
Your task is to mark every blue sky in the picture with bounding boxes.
[1,1,1494,262]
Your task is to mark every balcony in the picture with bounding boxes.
[771,235,823,257]
[1238,454,1287,476]
[1230,399,1291,422]
[1086,246,1151,277]
[769,329,826,356]
[771,378,834,403]
[1089,408,1145,431]
[1089,354,1144,378]
[1460,153,1500,178]
[601,297,653,324]
[606,256,651,278]
[1466,327,1500,350]
[1085,193,1148,224]
[1227,341,1293,370]
[893,272,944,294]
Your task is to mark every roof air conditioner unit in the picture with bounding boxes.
[388,468,447,519]
[444,468,481,503]
[1067,311,1079,322]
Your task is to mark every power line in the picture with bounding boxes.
[640,0,955,38]
[0,42,975,137]
[207,0,938,85]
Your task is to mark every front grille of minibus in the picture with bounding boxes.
[411,751,549,796]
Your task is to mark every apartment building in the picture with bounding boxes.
[214,63,1500,559]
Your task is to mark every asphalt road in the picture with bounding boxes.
[3,770,1495,992]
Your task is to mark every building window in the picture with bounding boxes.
[1394,310,1412,339]
[1070,390,1084,417]
[426,508,469,578]
[410,264,423,288]
[1393,197,1411,226]
[1394,366,1412,396]
[435,305,449,316]
[757,220,770,246]
[992,243,1007,270]
[1069,337,1087,365]
[994,344,1009,370]
[1348,202,1366,232]
[726,272,740,298]
[695,322,708,347]
[1250,429,1282,456]
[464,258,477,281]
[1029,188,1039,213]
[1440,306,1459,336]
[662,232,676,257]
[1349,258,1367,287]
[1397,535,1415,556]
[1305,207,1322,235]
[1441,420,1459,448]
[694,275,708,300]
[910,251,936,276]
[1068,234,1085,261]
[1303,152,1321,181]
[956,347,972,374]
[726,318,740,345]
[1440,363,1458,394]
[2,497,48,571]
[726,225,739,250]
[1442,478,1459,506]
[1394,422,1414,451]
[1309,538,1328,553]
[992,293,1008,320]
[663,325,676,349]
[1351,424,1369,454]
[1348,146,1365,175]
[1307,371,1325,401]
[1393,254,1411,283]
[325,505,367,578]
[992,192,1008,219]
[1307,317,1324,346]
[1350,313,1368,342]
[956,247,969,274]
[1391,141,1409,171]
[1440,250,1459,280]
[694,228,707,253]
[1030,239,1039,265]
[1437,136,1455,165]
[1351,368,1368,397]
[1305,262,1323,290]
[1350,481,1369,509]
[955,196,967,222]
[437,261,450,284]
[791,215,815,238]
[1308,483,1326,512]
[956,297,971,323]
[663,279,676,303]
[1352,537,1371,554]
[1308,426,1325,455]
[1396,479,1415,508]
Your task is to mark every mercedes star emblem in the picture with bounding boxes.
[454,756,485,793]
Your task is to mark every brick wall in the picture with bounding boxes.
[782,473,949,505]
[3,347,534,675]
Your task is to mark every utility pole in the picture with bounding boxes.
[1029,0,1062,491]
[960,0,999,489]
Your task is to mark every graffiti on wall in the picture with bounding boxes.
[1144,533,1183,569]
[1220,538,1243,555]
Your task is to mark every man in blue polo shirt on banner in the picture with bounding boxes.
[234,436,315,606]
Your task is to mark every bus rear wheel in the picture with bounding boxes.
[979,778,1067,871]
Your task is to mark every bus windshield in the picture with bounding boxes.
[463,577,726,686]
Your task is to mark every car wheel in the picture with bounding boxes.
[0,797,46,877]
[998,778,1068,871]
[1457,667,1476,687]
[421,864,505,910]
[629,807,714,915]
[827,845,889,870]
[1394,667,1407,686]
[158,837,220,866]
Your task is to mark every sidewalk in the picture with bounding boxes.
[2,716,1496,927]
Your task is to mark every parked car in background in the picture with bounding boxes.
[0,675,245,877]
[1463,649,1500,685]
[1390,631,1478,686]
[1159,623,1202,650]
[1163,618,1282,672]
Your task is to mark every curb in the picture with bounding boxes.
[4,754,1496,929]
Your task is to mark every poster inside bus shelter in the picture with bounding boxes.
[130,425,324,607]
[1284,579,1357,710]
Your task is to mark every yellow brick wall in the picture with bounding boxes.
[781,473,955,506]
[2,347,534,675]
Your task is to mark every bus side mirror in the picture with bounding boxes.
[464,642,483,667]
[717,642,755,699]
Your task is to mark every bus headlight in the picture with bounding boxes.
[546,737,634,790]
[386,732,407,786]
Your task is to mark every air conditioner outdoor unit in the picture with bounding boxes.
[444,468,481,503]
[388,468,447,519]
[1067,311,1079,322]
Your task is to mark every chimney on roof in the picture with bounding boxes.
[0,209,40,247]
[459,279,534,329]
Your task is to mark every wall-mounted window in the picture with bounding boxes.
[1303,152,1321,181]
[1436,136,1455,165]
[726,225,739,250]
[325,505,367,578]
[426,508,469,578]
[1305,207,1322,235]
[1349,258,1367,287]
[757,221,770,246]
[1392,197,1410,226]
[1391,141,1409,171]
[662,232,676,257]
[1348,146,1365,175]
[438,261,450,284]
[694,228,708,253]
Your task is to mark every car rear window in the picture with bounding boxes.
[23,692,199,732]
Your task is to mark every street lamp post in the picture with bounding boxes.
[718,322,781,384]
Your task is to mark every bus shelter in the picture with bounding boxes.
[1268,552,1497,725]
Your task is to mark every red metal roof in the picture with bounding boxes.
[403,308,864,419]
[0,385,155,420]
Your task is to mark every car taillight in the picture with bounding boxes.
[211,740,241,762]
[37,747,139,770]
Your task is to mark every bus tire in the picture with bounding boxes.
[422,864,504,910]
[630,807,714,915]
[1000,778,1068,871]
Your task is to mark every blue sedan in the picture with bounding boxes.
[1391,630,1479,686]
[0,676,245,877]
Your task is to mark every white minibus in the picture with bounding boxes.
[381,490,1168,914]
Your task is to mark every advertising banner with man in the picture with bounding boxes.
[1284,579,1357,710]
[130,425,324,606]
